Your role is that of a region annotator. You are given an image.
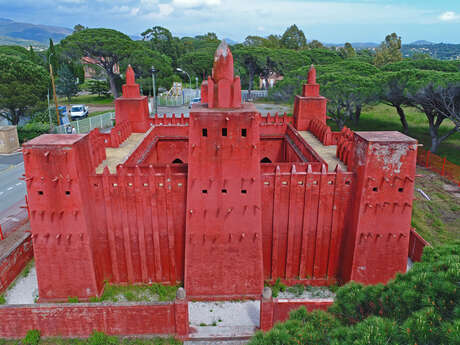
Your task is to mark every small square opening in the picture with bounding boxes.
[222,128,227,136]
[202,190,208,194]
[241,128,247,137]
[202,128,208,137]
[221,189,227,194]
[241,189,247,194]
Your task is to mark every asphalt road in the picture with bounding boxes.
[0,153,26,213]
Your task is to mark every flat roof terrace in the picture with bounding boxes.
[299,131,347,172]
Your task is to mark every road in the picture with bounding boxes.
[0,153,26,214]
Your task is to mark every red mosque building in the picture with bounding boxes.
[23,42,417,302]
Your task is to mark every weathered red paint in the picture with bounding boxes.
[0,228,33,294]
[0,301,188,339]
[408,228,430,262]
[21,42,419,304]
[260,297,334,331]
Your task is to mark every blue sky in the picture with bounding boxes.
[1,0,460,43]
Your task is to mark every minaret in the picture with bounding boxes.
[293,64,327,131]
[185,41,264,299]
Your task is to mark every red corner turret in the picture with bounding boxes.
[122,65,141,98]
[115,65,150,132]
[200,41,241,109]
[293,64,327,130]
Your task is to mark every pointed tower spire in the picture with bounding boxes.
[126,65,135,85]
[308,64,316,84]
[212,40,234,82]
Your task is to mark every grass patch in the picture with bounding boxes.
[89,110,114,117]
[21,259,34,278]
[327,103,460,165]
[411,167,460,246]
[0,331,181,345]
[0,295,5,305]
[88,282,179,303]
[58,94,114,106]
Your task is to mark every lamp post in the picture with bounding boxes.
[151,66,158,115]
[176,68,191,90]
[48,52,60,125]
[195,76,199,97]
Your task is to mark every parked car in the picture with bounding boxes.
[188,97,201,109]
[70,105,89,120]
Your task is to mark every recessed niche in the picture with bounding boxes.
[398,188,404,192]
[65,191,71,195]
[241,128,247,137]
[372,187,378,192]
[38,191,44,195]
[202,128,208,137]
[241,189,247,194]
[202,190,208,194]
[221,189,228,194]
[222,128,227,136]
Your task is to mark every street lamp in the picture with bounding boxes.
[151,66,159,115]
[176,68,191,90]
[195,76,199,97]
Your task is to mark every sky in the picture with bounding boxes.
[1,0,460,43]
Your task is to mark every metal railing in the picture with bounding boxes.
[54,112,115,134]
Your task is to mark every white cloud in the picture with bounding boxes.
[172,0,221,8]
[439,11,460,22]
[158,3,174,16]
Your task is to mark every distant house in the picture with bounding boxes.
[81,57,120,80]
[259,72,283,89]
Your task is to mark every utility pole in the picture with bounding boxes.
[47,89,53,127]
[48,53,60,125]
[151,66,158,115]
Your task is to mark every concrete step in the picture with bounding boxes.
[188,325,256,340]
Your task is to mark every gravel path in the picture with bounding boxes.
[5,265,38,304]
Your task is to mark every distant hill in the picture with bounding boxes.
[0,35,46,49]
[402,43,460,60]
[410,40,434,46]
[0,18,72,45]
[324,42,379,49]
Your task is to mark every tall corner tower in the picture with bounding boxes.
[184,41,264,299]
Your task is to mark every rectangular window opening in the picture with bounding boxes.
[202,189,208,194]
[202,128,208,137]
[241,189,247,194]
[241,128,247,137]
[222,128,227,136]
[221,189,228,194]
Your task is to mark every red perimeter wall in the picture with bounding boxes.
[0,231,33,294]
[0,300,188,339]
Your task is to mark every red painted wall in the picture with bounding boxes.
[260,298,334,331]
[0,232,33,294]
[0,301,188,339]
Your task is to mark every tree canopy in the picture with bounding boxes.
[249,242,460,345]
[59,28,134,97]
[0,54,49,125]
[280,24,307,50]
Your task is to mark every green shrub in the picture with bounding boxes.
[23,329,40,345]
[0,294,5,304]
[249,241,460,345]
[87,331,118,345]
[18,122,50,143]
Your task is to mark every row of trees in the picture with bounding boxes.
[250,242,460,345]
[271,57,460,152]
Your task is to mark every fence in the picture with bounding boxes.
[417,147,460,186]
[157,94,195,107]
[242,90,268,101]
[54,112,114,134]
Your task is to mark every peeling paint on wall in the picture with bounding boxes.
[371,143,410,174]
